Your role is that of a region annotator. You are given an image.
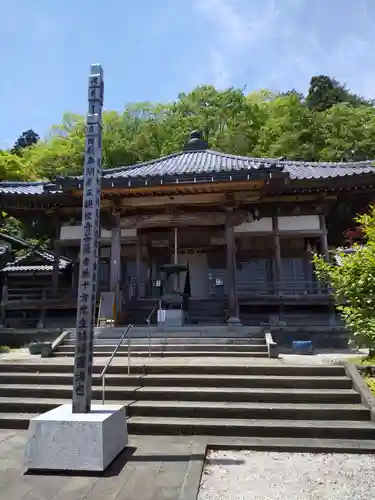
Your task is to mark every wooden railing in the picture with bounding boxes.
[209,280,330,297]
[4,287,77,303]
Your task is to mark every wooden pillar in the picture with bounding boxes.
[304,240,314,293]
[272,215,282,294]
[225,209,241,325]
[136,229,142,298]
[0,280,8,327]
[110,215,121,313]
[319,214,329,261]
[52,223,61,293]
[71,257,79,293]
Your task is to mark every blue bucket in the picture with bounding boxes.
[292,340,313,354]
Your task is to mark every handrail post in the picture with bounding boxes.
[100,323,132,404]
[128,334,131,375]
[145,302,157,359]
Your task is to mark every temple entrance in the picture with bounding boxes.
[178,253,209,298]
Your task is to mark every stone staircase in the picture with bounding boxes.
[0,362,375,447]
[53,326,269,358]
[186,298,227,325]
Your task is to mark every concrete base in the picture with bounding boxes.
[158,309,185,326]
[227,316,242,326]
[24,404,128,472]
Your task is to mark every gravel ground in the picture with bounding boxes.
[198,449,375,499]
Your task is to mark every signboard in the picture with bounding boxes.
[72,64,104,413]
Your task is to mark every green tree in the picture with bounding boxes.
[313,208,375,348]
[0,151,38,181]
[319,103,375,161]
[4,80,375,183]
[11,129,40,155]
[252,92,324,160]
[306,75,372,112]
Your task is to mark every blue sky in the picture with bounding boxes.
[1,0,375,149]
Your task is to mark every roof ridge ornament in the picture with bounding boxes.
[183,130,208,151]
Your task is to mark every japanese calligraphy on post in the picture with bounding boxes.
[72,64,104,413]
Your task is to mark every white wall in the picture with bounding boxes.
[60,225,136,240]
[234,215,320,233]
[278,215,320,232]
[234,218,273,233]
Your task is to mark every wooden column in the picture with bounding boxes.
[304,240,314,293]
[0,280,8,327]
[319,214,329,261]
[225,209,241,325]
[272,215,282,293]
[136,229,142,298]
[110,215,121,313]
[52,223,61,293]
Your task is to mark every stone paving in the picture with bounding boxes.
[0,429,206,500]
[3,430,375,500]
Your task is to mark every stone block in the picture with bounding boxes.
[163,309,184,326]
[24,404,128,472]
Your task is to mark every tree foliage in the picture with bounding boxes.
[306,75,372,112]
[0,151,38,181]
[313,208,375,348]
[1,76,374,183]
[11,129,39,155]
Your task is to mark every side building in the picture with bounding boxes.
[1,131,374,346]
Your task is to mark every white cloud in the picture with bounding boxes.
[193,0,281,87]
[191,0,375,99]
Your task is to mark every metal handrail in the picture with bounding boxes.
[96,294,102,327]
[100,323,132,404]
[146,301,159,358]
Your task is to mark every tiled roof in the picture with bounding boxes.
[94,151,375,183]
[2,249,71,273]
[0,150,374,195]
[0,181,47,195]
[102,150,283,179]
[0,231,35,249]
[283,161,375,180]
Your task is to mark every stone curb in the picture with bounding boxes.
[342,360,375,422]
[41,330,71,358]
[177,442,206,500]
[265,331,279,359]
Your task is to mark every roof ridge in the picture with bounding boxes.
[0,180,47,185]
[103,150,186,174]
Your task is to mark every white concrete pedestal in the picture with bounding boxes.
[24,404,128,472]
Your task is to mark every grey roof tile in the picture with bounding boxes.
[283,161,375,180]
[102,150,281,180]
[2,249,71,273]
[101,150,375,182]
[0,181,47,195]
[0,151,374,195]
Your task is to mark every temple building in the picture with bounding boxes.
[1,131,374,345]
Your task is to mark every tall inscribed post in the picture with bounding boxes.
[72,64,104,413]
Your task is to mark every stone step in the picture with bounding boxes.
[0,413,36,429]
[0,385,361,404]
[53,350,270,358]
[0,363,347,377]
[0,398,369,421]
[126,417,375,440]
[56,343,268,353]
[0,373,353,389]
[63,337,267,346]
[65,326,263,339]
[0,413,375,442]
